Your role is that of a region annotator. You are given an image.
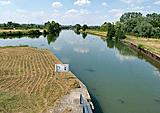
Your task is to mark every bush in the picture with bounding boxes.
[42,30,47,34]
[137,44,145,50]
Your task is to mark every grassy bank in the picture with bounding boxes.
[80,29,160,56]
[0,29,48,36]
[80,29,107,38]
[0,46,79,113]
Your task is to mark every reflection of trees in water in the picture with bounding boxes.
[105,38,136,57]
[74,30,80,35]
[104,37,160,70]
[114,41,136,57]
[0,34,41,39]
[0,31,61,45]
[47,32,60,45]
[106,39,114,49]
[82,33,87,39]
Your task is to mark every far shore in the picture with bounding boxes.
[0,28,46,33]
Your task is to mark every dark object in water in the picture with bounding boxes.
[40,44,45,46]
[119,99,125,104]
[84,68,94,72]
[155,99,160,102]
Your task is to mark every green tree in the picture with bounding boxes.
[75,24,81,32]
[82,24,88,31]
[107,25,115,40]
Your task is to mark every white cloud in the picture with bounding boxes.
[136,10,149,15]
[153,69,160,78]
[17,9,28,13]
[52,45,62,51]
[31,11,44,16]
[146,6,151,8]
[154,1,160,4]
[0,0,11,5]
[115,13,123,17]
[73,47,89,53]
[61,58,71,63]
[95,11,101,13]
[3,11,11,15]
[120,0,144,4]
[53,10,58,12]
[102,3,107,6]
[52,13,60,17]
[74,0,91,6]
[116,53,135,62]
[104,15,110,18]
[79,9,91,15]
[65,9,90,15]
[65,9,78,14]
[108,9,123,13]
[127,4,144,10]
[52,2,62,7]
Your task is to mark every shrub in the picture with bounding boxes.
[137,44,145,50]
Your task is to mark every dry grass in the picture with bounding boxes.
[124,35,160,56]
[0,29,45,33]
[80,30,107,37]
[0,47,79,113]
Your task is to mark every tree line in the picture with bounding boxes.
[0,21,45,30]
[0,21,62,36]
[74,12,160,39]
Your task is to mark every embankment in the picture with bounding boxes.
[45,49,94,113]
[0,46,93,113]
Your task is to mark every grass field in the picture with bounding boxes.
[123,35,160,56]
[0,29,45,33]
[80,29,107,38]
[0,47,79,113]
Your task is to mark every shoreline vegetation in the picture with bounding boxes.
[0,20,62,36]
[72,12,160,56]
[0,46,80,113]
[80,29,160,56]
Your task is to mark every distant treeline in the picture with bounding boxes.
[0,22,45,30]
[0,30,47,36]
[73,12,160,39]
[0,21,62,36]
[0,31,60,45]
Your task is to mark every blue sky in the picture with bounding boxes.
[0,0,160,25]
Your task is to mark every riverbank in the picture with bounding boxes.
[0,29,48,36]
[81,29,160,56]
[0,29,46,33]
[0,46,93,113]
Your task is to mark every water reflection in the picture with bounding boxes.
[82,33,87,39]
[0,34,41,39]
[1,30,160,113]
[73,47,89,53]
[74,30,80,35]
[47,32,60,45]
[0,31,60,45]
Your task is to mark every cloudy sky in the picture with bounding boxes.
[0,0,160,25]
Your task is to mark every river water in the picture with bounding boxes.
[0,30,160,113]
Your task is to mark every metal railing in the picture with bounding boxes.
[80,94,87,113]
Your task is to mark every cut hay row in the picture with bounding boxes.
[0,47,80,113]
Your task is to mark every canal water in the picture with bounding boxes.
[0,30,160,113]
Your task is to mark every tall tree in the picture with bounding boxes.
[82,24,88,31]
